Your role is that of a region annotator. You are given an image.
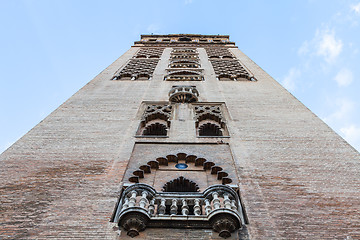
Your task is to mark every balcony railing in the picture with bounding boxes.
[114,184,246,238]
[168,85,199,103]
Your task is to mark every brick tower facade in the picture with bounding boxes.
[1,34,359,239]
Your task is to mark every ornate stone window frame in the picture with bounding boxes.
[164,70,204,81]
[193,103,230,138]
[135,102,173,138]
[112,59,160,81]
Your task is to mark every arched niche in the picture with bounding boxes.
[199,122,223,136]
[128,153,232,191]
[162,176,199,192]
[137,104,172,136]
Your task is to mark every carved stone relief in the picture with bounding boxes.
[165,48,204,81]
[205,47,234,59]
[137,104,172,136]
[168,86,199,103]
[209,59,252,81]
[128,152,232,185]
[113,59,159,80]
[134,47,164,59]
[194,105,229,137]
[164,70,203,81]
[115,184,244,238]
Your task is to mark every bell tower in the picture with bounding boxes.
[0,34,359,239]
[112,35,249,238]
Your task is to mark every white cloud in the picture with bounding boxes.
[315,29,343,63]
[146,24,160,34]
[282,67,301,91]
[340,124,360,150]
[298,41,309,56]
[323,98,354,124]
[334,68,354,86]
[185,0,193,4]
[351,2,360,14]
[297,28,343,64]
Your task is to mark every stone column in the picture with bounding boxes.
[181,199,189,216]
[170,199,178,215]
[139,191,148,209]
[194,199,201,216]
[148,199,155,216]
[212,192,221,209]
[223,193,232,209]
[158,198,166,215]
[205,199,212,215]
[128,190,137,207]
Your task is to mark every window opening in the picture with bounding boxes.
[162,176,199,192]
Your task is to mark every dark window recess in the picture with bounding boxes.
[178,37,192,42]
[198,123,223,136]
[162,176,199,192]
[143,123,167,136]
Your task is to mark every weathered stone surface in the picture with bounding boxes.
[0,34,359,239]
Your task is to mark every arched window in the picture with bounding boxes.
[143,122,167,136]
[165,70,203,81]
[116,150,244,238]
[137,104,172,137]
[194,105,229,137]
[162,176,199,192]
[199,123,223,136]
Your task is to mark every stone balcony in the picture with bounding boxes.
[168,85,199,103]
[114,184,246,238]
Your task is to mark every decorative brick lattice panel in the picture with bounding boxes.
[141,104,172,125]
[172,48,197,54]
[166,48,203,81]
[134,47,165,58]
[209,59,251,80]
[113,59,160,80]
[170,48,199,60]
[169,60,200,69]
[137,104,172,136]
[205,48,234,58]
[194,105,228,137]
[194,105,224,123]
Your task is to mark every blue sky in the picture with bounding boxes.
[1,0,360,153]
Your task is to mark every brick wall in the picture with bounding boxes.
[0,40,359,239]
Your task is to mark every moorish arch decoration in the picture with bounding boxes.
[169,59,200,69]
[114,183,246,238]
[137,104,172,136]
[116,152,244,238]
[112,59,160,81]
[172,48,197,53]
[162,176,199,192]
[164,70,203,81]
[134,47,164,59]
[168,85,199,103]
[194,105,228,137]
[209,59,255,81]
[205,47,234,59]
[128,152,232,185]
[166,48,204,81]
